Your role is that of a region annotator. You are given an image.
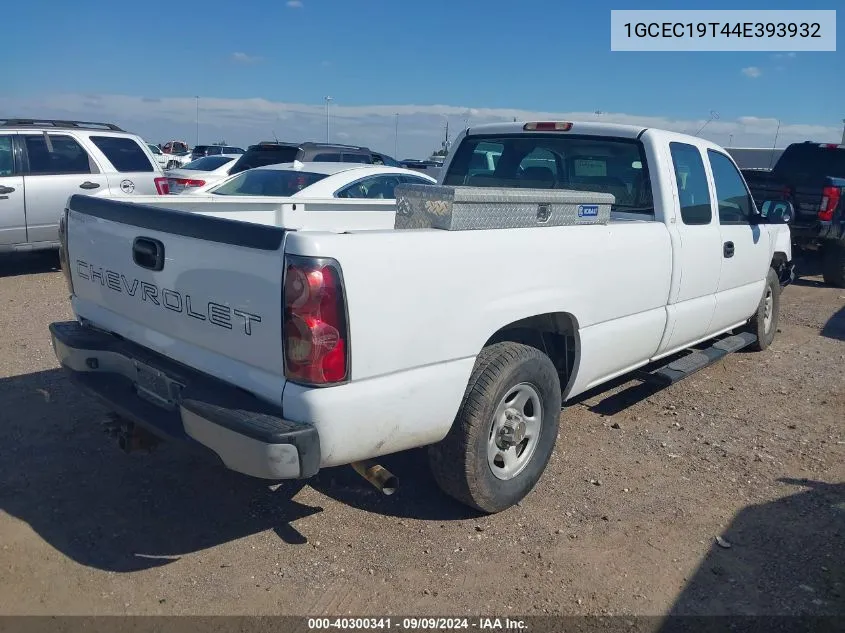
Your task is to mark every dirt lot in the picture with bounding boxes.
[0,251,842,617]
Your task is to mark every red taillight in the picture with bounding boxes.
[283,256,348,385]
[819,186,841,222]
[174,178,206,187]
[154,177,170,195]
[523,121,573,131]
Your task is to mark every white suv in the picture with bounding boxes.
[0,119,168,253]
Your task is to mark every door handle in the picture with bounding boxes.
[133,237,165,271]
[0,185,15,194]
[79,181,100,190]
[723,241,735,258]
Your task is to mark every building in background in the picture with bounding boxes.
[726,147,785,170]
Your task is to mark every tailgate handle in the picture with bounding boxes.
[133,237,165,271]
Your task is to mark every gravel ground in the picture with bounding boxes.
[0,251,842,617]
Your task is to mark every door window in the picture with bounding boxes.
[336,175,403,199]
[669,142,711,225]
[24,134,95,175]
[341,153,371,164]
[312,153,341,162]
[0,135,14,176]
[708,150,753,224]
[400,174,435,185]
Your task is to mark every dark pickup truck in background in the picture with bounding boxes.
[742,142,845,287]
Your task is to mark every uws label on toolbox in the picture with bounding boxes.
[578,204,600,218]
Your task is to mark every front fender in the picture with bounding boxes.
[769,225,792,263]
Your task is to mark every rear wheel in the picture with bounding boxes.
[428,342,561,513]
[821,241,845,288]
[744,267,781,351]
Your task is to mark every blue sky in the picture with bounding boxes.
[3,0,842,157]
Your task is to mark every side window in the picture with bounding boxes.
[341,153,371,164]
[24,134,94,176]
[0,135,14,176]
[312,153,341,162]
[90,136,155,172]
[337,175,402,199]
[401,174,435,185]
[708,150,753,224]
[669,142,711,225]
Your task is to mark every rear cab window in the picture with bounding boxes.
[443,133,652,215]
[90,136,155,172]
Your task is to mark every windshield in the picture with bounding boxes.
[211,169,329,196]
[229,146,300,174]
[774,144,845,179]
[181,156,235,171]
[443,134,653,213]
[147,144,162,155]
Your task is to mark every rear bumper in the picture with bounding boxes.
[49,320,320,480]
[790,219,845,243]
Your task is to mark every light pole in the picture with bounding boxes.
[195,96,200,147]
[728,134,733,147]
[841,119,845,145]
[394,113,399,157]
[769,119,781,168]
[694,110,720,136]
[324,96,333,143]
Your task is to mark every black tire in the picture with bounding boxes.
[821,241,845,288]
[744,267,781,351]
[428,342,562,514]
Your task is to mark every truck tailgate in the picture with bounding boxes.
[64,195,287,402]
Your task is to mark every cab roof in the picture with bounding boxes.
[466,120,647,139]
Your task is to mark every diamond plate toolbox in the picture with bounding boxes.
[393,184,614,231]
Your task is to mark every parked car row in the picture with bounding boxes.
[0,118,434,252]
[0,118,169,252]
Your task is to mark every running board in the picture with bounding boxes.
[637,332,758,387]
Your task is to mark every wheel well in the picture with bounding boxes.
[484,312,578,390]
[772,252,788,269]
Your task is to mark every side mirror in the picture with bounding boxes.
[758,200,794,224]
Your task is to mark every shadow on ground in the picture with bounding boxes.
[0,369,322,573]
[0,251,61,278]
[657,478,844,626]
[821,305,845,342]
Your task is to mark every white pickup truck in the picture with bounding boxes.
[51,121,794,513]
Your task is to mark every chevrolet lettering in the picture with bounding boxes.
[75,260,262,336]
